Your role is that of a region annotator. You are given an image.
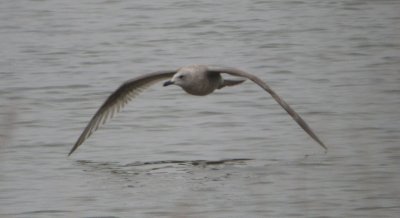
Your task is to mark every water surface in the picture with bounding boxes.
[1,0,399,217]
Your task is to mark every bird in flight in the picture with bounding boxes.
[68,64,327,156]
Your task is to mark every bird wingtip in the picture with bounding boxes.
[68,144,78,156]
[67,149,74,157]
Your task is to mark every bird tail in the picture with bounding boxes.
[218,79,246,89]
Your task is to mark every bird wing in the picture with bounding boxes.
[207,66,327,151]
[69,70,177,156]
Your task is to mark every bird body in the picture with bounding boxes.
[68,64,327,156]
[164,64,243,96]
[168,65,221,96]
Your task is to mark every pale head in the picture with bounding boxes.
[163,65,217,96]
[163,65,205,88]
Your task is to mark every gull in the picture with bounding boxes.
[68,64,327,156]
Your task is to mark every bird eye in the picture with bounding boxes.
[178,75,184,79]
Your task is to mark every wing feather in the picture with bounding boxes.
[68,70,176,156]
[207,66,327,151]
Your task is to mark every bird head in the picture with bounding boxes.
[163,71,190,88]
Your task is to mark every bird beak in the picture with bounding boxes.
[163,80,174,87]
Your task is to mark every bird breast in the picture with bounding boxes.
[181,73,222,96]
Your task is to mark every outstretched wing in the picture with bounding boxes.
[68,70,177,156]
[207,66,327,151]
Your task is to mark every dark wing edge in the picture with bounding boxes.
[207,66,327,151]
[68,70,176,156]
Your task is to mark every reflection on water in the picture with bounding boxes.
[1,0,400,217]
[75,158,253,179]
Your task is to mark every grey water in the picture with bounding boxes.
[1,0,400,217]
